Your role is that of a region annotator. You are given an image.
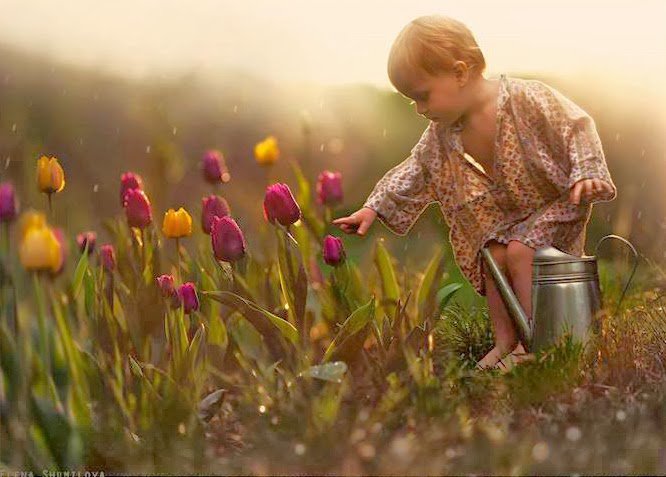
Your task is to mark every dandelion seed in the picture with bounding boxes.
[271,416,279,425]
[445,448,456,459]
[358,409,370,422]
[258,405,266,414]
[146,145,151,153]
[178,423,186,434]
[294,442,306,455]
[382,128,387,138]
[93,184,99,193]
[566,426,582,442]
[11,124,16,133]
[79,138,83,145]
[616,410,627,421]
[5,157,10,169]
[172,127,178,136]
[358,443,375,460]
[351,428,366,443]
[615,133,620,141]
[531,441,549,462]
[320,144,325,152]
[233,105,238,113]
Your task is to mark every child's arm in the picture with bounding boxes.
[527,81,617,205]
[333,122,440,237]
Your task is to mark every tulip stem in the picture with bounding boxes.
[47,193,53,220]
[33,273,51,377]
[140,228,146,273]
[176,238,182,282]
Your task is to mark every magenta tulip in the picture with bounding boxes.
[211,216,246,263]
[120,172,143,205]
[263,183,301,226]
[0,182,18,222]
[99,244,116,272]
[316,171,343,206]
[322,235,346,267]
[177,282,199,314]
[202,150,230,184]
[76,231,96,255]
[123,189,152,229]
[201,195,231,234]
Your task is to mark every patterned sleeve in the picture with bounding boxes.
[362,122,440,236]
[528,81,617,203]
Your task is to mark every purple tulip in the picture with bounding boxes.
[202,150,230,184]
[177,282,199,314]
[123,188,152,229]
[322,235,346,267]
[76,231,97,255]
[263,183,301,226]
[211,216,246,263]
[99,244,116,272]
[201,195,231,234]
[316,171,343,206]
[120,172,143,205]
[0,182,18,222]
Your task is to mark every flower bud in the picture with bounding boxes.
[201,195,230,234]
[211,216,246,263]
[120,172,144,205]
[76,231,97,255]
[123,189,152,229]
[19,211,47,240]
[177,282,199,314]
[36,155,65,194]
[316,170,343,206]
[263,183,301,226]
[162,207,192,238]
[156,273,176,297]
[99,244,116,272]
[0,182,18,222]
[254,136,280,166]
[322,235,346,267]
[202,150,231,184]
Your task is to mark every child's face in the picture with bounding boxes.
[391,67,468,127]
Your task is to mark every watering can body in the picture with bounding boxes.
[481,235,636,353]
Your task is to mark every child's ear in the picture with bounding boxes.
[453,61,470,86]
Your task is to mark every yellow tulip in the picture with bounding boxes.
[19,224,62,273]
[36,155,65,194]
[19,210,47,240]
[162,207,192,238]
[254,135,280,166]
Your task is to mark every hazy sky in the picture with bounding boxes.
[1,0,665,90]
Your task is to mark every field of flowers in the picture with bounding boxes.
[1,133,665,475]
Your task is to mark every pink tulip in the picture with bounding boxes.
[156,274,176,297]
[0,182,18,222]
[177,282,199,314]
[201,195,230,234]
[120,172,143,205]
[202,150,230,184]
[211,216,246,263]
[76,231,97,255]
[316,171,343,206]
[99,244,116,272]
[123,189,152,229]
[322,235,346,267]
[263,183,301,226]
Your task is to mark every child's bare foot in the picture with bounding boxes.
[494,342,535,373]
[475,346,504,370]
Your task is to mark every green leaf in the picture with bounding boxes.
[71,242,89,299]
[300,361,347,382]
[416,246,446,315]
[322,297,375,363]
[436,283,464,315]
[197,389,226,422]
[373,239,400,318]
[228,312,270,366]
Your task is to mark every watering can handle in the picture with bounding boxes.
[593,234,639,315]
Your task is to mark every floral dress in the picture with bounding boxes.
[363,74,616,295]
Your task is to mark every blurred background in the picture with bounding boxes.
[1,0,665,296]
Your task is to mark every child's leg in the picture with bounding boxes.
[505,240,536,319]
[477,240,519,368]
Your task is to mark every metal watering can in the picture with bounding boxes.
[481,234,638,352]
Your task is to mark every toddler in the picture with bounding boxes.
[332,15,616,370]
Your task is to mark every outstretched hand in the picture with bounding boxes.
[569,178,614,205]
[331,207,377,236]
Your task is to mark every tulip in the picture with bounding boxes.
[36,155,65,194]
[156,274,176,297]
[263,183,301,226]
[51,227,67,275]
[322,235,345,267]
[162,207,192,239]
[0,182,18,222]
[120,172,144,205]
[123,189,152,229]
[76,231,96,255]
[201,195,230,234]
[19,210,47,240]
[316,171,343,206]
[202,150,231,184]
[177,282,199,314]
[254,135,280,166]
[211,216,246,263]
[19,224,62,273]
[99,244,116,272]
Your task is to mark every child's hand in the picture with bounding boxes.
[332,207,377,236]
[569,178,614,205]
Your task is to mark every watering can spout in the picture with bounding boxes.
[481,247,532,346]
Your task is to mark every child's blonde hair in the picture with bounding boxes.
[388,15,486,81]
